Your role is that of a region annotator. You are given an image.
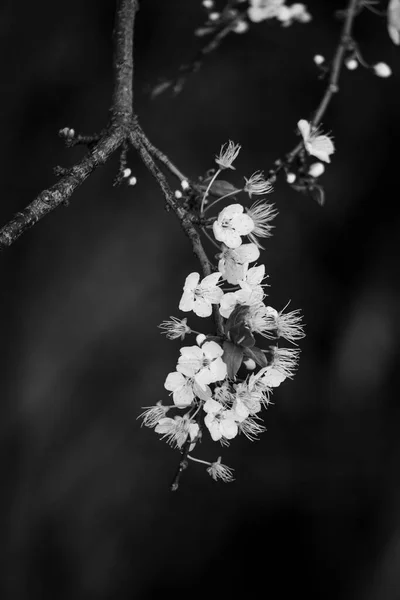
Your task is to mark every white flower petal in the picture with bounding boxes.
[297,119,310,141]
[164,371,186,392]
[208,357,228,382]
[183,272,200,291]
[202,341,224,360]
[204,398,224,414]
[173,382,194,407]
[193,296,213,317]
[219,204,244,219]
[221,417,238,439]
[179,289,195,312]
[235,243,260,263]
[231,213,254,236]
[201,272,222,288]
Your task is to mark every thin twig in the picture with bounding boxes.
[268,0,360,178]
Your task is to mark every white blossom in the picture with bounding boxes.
[203,399,239,442]
[179,272,223,317]
[213,204,254,249]
[298,119,335,163]
[164,371,196,408]
[215,141,241,170]
[159,316,191,340]
[138,401,170,428]
[177,342,227,390]
[218,243,260,285]
[243,171,273,197]
[207,457,235,482]
[155,415,199,449]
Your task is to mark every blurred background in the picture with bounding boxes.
[0,0,399,598]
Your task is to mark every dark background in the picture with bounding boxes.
[0,1,400,598]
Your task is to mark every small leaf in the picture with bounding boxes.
[229,322,255,348]
[225,304,250,335]
[243,346,269,368]
[388,0,400,45]
[222,341,244,379]
[310,184,325,207]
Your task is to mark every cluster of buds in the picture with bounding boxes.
[139,142,305,484]
[196,0,311,39]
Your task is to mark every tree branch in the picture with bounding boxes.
[0,0,139,250]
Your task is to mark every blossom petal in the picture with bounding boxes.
[164,371,186,392]
[231,213,254,235]
[173,382,194,407]
[204,398,224,414]
[208,357,228,382]
[201,272,222,288]
[221,417,238,439]
[202,341,224,360]
[193,296,213,318]
[183,272,200,291]
[236,243,260,263]
[179,289,195,312]
[261,367,286,387]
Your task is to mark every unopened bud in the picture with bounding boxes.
[373,62,392,78]
[243,358,256,371]
[128,176,137,186]
[202,0,214,8]
[181,179,190,190]
[122,168,131,178]
[209,12,220,21]
[196,334,206,346]
[286,173,296,184]
[308,162,325,178]
[174,190,183,199]
[313,54,325,66]
[345,58,358,71]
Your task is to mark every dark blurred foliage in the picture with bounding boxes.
[0,1,400,598]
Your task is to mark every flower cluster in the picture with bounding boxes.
[140,142,305,485]
[248,1,311,26]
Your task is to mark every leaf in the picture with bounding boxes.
[225,304,250,335]
[243,346,269,368]
[388,0,400,45]
[222,341,244,379]
[229,323,255,348]
[310,184,325,207]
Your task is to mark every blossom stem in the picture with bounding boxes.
[200,169,221,215]
[201,226,222,250]
[188,455,212,467]
[203,188,241,215]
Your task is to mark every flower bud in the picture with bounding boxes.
[181,179,190,190]
[122,168,131,178]
[345,58,358,71]
[286,173,296,184]
[243,358,256,370]
[202,0,214,8]
[174,190,183,199]
[209,12,220,21]
[196,334,206,346]
[308,162,325,177]
[128,176,137,186]
[313,54,325,65]
[373,62,392,78]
